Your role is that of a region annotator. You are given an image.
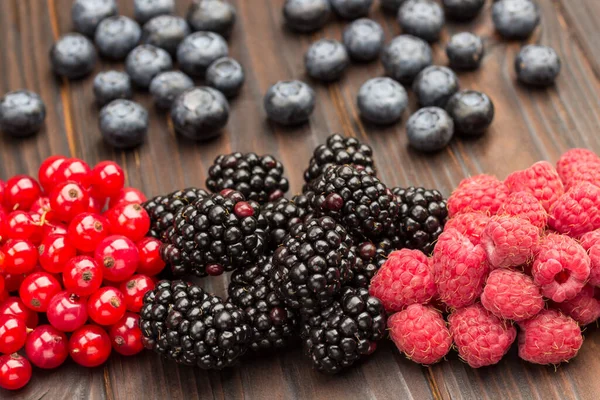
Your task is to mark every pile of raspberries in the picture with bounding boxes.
[370,148,600,367]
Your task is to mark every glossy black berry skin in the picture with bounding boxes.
[177,32,229,78]
[283,0,331,33]
[330,0,373,20]
[125,44,173,88]
[170,87,230,141]
[187,0,237,37]
[50,33,97,79]
[406,107,454,152]
[149,71,194,109]
[446,32,484,70]
[442,0,485,21]
[134,0,175,24]
[0,90,46,138]
[397,0,445,43]
[492,0,540,39]
[99,100,149,149]
[142,15,190,56]
[381,35,432,83]
[342,19,385,62]
[93,71,133,107]
[264,80,316,126]
[94,16,142,61]
[261,195,314,249]
[349,239,398,288]
[412,66,460,108]
[357,77,408,125]
[446,90,494,136]
[380,0,406,13]
[71,0,118,37]
[206,57,245,98]
[305,39,350,82]
[515,45,561,87]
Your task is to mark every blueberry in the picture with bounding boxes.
[515,45,561,87]
[492,0,540,39]
[357,77,408,125]
[305,39,350,82]
[380,0,406,13]
[95,16,142,60]
[442,0,485,21]
[446,32,484,70]
[412,66,459,108]
[187,0,237,38]
[99,100,149,149]
[177,32,229,78]
[125,44,173,88]
[149,71,194,109]
[142,15,190,56]
[93,71,133,107]
[206,57,245,98]
[406,107,454,152]
[264,80,315,126]
[134,0,175,24]
[0,90,46,138]
[71,0,118,37]
[283,0,331,33]
[397,0,445,42]
[50,33,97,79]
[170,87,230,141]
[330,0,373,20]
[342,19,384,62]
[381,35,432,83]
[446,90,494,136]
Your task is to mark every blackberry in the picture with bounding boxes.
[187,0,237,38]
[263,80,316,126]
[0,90,46,138]
[161,190,268,277]
[349,238,399,288]
[142,15,190,56]
[393,186,448,254]
[406,107,454,152]
[139,280,252,369]
[301,287,387,374]
[206,152,290,204]
[227,256,299,352]
[261,194,314,249]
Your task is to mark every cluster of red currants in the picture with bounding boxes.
[0,156,162,391]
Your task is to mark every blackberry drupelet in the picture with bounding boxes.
[206,152,290,204]
[350,238,399,288]
[261,194,314,249]
[139,280,252,369]
[301,287,387,374]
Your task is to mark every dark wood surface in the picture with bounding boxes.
[2,0,600,399]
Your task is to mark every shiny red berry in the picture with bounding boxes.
[38,155,68,193]
[109,312,143,356]
[3,175,41,211]
[25,325,68,369]
[67,213,110,252]
[68,325,111,367]
[19,272,62,312]
[105,203,150,242]
[136,237,165,276]
[119,275,155,313]
[108,187,147,208]
[42,221,68,237]
[55,158,92,188]
[0,353,32,390]
[87,287,125,326]
[94,235,139,282]
[0,276,3,293]
[91,161,125,200]
[39,234,77,274]
[49,181,90,222]
[6,211,36,240]
[0,291,6,304]
[0,210,7,243]
[29,196,57,222]
[87,194,103,214]
[0,180,5,207]
[234,202,254,218]
[0,316,27,354]
[46,291,88,332]
[0,297,38,329]
[2,239,38,274]
[62,256,103,296]
[27,213,45,245]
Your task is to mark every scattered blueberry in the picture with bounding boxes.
[99,100,149,149]
[283,0,331,33]
[50,33,97,79]
[206,57,245,98]
[125,44,173,88]
[177,32,229,77]
[515,45,561,87]
[357,77,408,125]
[380,0,406,13]
[406,107,454,152]
[264,80,315,125]
[412,66,460,108]
[492,0,540,39]
[93,71,133,107]
[187,0,237,38]
[442,0,485,21]
[149,71,194,109]
[134,0,175,24]
[381,35,432,83]
[71,0,118,37]
[142,15,191,56]
[170,87,230,141]
[398,0,445,42]
[305,39,350,82]
[446,90,494,136]
[446,32,484,70]
[330,0,373,20]
[94,16,142,60]
[342,19,385,62]
[0,90,46,138]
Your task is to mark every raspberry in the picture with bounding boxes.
[388,304,452,365]
[481,216,539,269]
[549,182,600,238]
[498,191,547,232]
[532,233,590,303]
[433,228,489,309]
[518,309,583,365]
[552,284,600,326]
[556,148,600,183]
[504,161,564,212]
[369,249,436,312]
[448,303,516,368]
[564,162,600,190]
[480,269,543,321]
[447,174,508,217]
[444,212,490,245]
[579,230,600,287]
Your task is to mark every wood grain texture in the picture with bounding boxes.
[2,0,600,399]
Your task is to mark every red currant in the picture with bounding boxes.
[67,213,110,253]
[0,210,7,243]
[136,237,166,276]
[49,181,90,222]
[19,272,62,312]
[87,287,126,325]
[91,161,125,200]
[42,221,68,237]
[109,312,143,356]
[63,256,103,296]
[46,291,88,332]
[105,203,150,242]
[119,275,155,313]
[3,175,41,211]
[27,213,45,245]
[25,325,68,369]
[0,291,6,304]
[0,276,3,293]
[38,155,68,193]
[29,196,57,222]
[87,194,104,214]
[5,211,36,240]
[94,235,139,282]
[0,180,5,207]
[38,234,76,274]
[2,239,38,274]
[1,272,27,293]
[0,316,27,354]
[55,158,92,188]
[0,297,38,329]
[69,325,111,367]
[108,187,147,208]
[0,353,31,390]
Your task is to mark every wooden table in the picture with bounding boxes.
[2,0,600,399]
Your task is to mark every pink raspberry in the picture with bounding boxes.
[549,182,600,238]
[532,233,590,303]
[480,269,544,321]
[388,304,452,365]
[552,284,600,326]
[498,191,547,232]
[556,148,600,183]
[433,229,489,309]
[579,230,600,287]
[444,212,490,245]
[564,162,600,190]
[504,161,564,212]
[368,249,436,312]
[518,309,583,365]
[447,174,508,217]
[481,216,539,269]
[448,303,517,368]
